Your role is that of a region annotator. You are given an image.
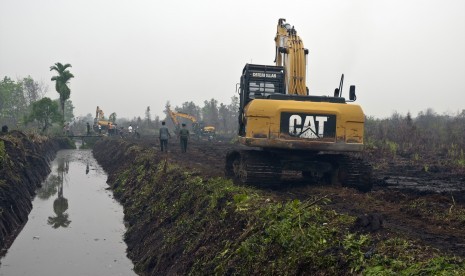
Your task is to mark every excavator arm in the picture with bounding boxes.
[166,106,198,125]
[96,106,105,120]
[166,107,180,126]
[165,107,216,139]
[175,112,198,123]
[274,18,309,96]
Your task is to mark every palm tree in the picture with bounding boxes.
[50,62,74,124]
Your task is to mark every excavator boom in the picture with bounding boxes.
[274,18,308,95]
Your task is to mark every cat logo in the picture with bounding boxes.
[281,113,336,139]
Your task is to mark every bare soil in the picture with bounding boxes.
[132,136,465,258]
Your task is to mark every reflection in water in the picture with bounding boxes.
[36,175,60,200]
[48,197,70,228]
[65,159,69,173]
[48,156,71,228]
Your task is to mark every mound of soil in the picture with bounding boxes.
[93,136,465,274]
[148,138,465,255]
[0,131,73,257]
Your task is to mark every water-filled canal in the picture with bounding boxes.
[0,149,135,276]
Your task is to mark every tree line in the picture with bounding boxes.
[2,65,464,154]
[0,62,75,133]
[0,64,241,137]
[113,97,239,137]
[365,108,465,158]
[161,97,239,135]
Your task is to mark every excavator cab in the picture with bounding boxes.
[240,64,285,101]
[238,64,285,135]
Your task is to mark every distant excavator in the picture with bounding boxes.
[225,18,372,191]
[166,106,216,140]
[93,106,112,132]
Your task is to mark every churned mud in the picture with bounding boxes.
[134,137,465,256]
[91,136,464,274]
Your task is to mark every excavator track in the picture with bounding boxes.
[226,150,372,192]
[225,150,282,188]
[319,154,373,192]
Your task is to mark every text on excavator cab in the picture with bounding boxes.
[251,72,277,78]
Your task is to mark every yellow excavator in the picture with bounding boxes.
[201,126,216,141]
[166,106,216,139]
[166,107,197,130]
[93,106,112,132]
[225,18,372,191]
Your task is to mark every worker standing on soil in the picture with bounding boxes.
[86,122,91,135]
[179,123,189,153]
[65,123,70,136]
[159,121,171,152]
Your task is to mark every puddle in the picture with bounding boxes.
[382,175,465,193]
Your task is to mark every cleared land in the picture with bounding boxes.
[135,136,465,257]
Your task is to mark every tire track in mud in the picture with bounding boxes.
[132,136,465,257]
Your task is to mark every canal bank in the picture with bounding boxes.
[92,138,465,275]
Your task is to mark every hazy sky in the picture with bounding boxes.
[1,0,464,119]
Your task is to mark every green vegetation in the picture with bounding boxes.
[24,97,61,132]
[365,109,465,171]
[50,62,74,124]
[0,75,75,134]
[0,76,29,127]
[62,137,77,149]
[0,140,6,167]
[403,197,465,226]
[448,144,465,167]
[385,140,399,157]
[96,140,465,275]
[77,136,100,149]
[364,240,463,275]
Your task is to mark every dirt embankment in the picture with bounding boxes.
[0,131,73,256]
[94,137,465,275]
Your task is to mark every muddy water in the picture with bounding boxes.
[0,149,135,276]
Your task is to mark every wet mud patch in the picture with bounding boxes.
[380,176,465,202]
